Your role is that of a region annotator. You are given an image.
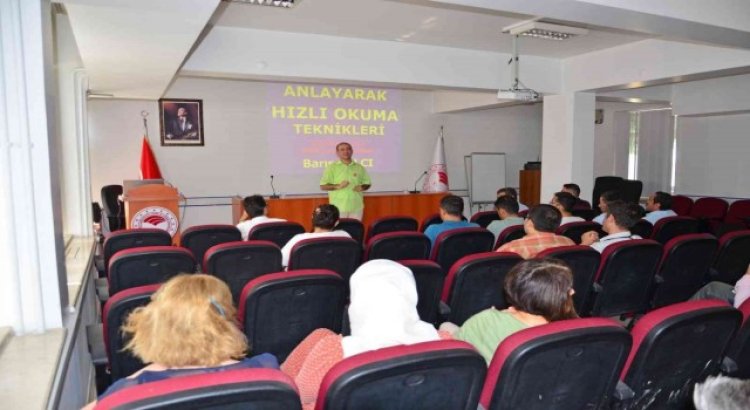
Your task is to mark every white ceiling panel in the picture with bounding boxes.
[63,0,221,99]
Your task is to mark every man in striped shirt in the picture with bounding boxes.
[496,204,574,259]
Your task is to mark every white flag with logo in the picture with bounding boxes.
[423,127,449,192]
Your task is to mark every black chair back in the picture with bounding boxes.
[364,231,431,261]
[203,241,282,303]
[247,222,305,248]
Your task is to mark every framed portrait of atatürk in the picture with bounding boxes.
[159,98,204,146]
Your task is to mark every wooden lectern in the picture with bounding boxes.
[124,184,181,244]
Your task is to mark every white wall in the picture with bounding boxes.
[675,113,750,198]
[88,77,542,228]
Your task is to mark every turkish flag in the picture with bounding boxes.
[140,136,162,179]
[423,130,449,193]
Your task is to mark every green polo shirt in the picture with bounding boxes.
[320,160,371,212]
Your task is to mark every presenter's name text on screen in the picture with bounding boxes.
[303,159,374,169]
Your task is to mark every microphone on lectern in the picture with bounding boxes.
[269,175,280,199]
[410,171,428,194]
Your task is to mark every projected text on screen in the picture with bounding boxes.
[268,83,402,175]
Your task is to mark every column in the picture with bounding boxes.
[0,0,64,333]
[540,92,595,203]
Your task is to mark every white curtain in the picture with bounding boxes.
[636,110,674,196]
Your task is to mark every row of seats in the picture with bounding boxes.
[96,299,750,410]
[99,232,750,382]
[100,225,750,304]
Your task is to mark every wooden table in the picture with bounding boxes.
[232,192,447,233]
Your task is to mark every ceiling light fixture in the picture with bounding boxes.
[503,21,588,41]
[228,0,300,8]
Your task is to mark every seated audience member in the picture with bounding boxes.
[443,258,577,363]
[497,187,528,212]
[592,190,622,225]
[581,200,642,253]
[85,274,278,408]
[280,204,350,268]
[690,264,750,308]
[486,196,524,243]
[236,195,286,240]
[643,191,678,225]
[424,194,479,248]
[694,376,750,410]
[496,204,575,259]
[561,183,581,198]
[551,191,585,225]
[563,183,591,210]
[281,259,448,410]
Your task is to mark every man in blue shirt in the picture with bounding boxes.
[643,191,677,225]
[424,195,479,249]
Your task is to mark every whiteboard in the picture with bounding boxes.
[465,152,506,205]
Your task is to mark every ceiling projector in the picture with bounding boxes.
[497,88,540,102]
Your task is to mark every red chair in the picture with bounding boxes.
[616,300,741,410]
[364,231,430,261]
[430,227,495,271]
[238,270,345,362]
[480,318,631,410]
[315,341,486,410]
[102,284,160,381]
[366,216,418,241]
[650,234,719,308]
[100,228,172,276]
[573,198,592,211]
[588,240,662,317]
[691,197,729,231]
[671,195,694,216]
[95,368,301,410]
[494,224,525,250]
[537,246,601,315]
[247,221,305,248]
[399,260,444,324]
[288,237,361,284]
[335,218,365,245]
[440,252,523,326]
[725,199,750,226]
[712,230,750,284]
[725,298,750,378]
[108,246,196,296]
[650,216,700,244]
[203,241,282,303]
[629,219,653,239]
[556,221,602,244]
[181,224,241,269]
[470,211,500,228]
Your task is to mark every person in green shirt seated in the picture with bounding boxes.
[486,195,525,244]
[442,258,578,364]
[320,142,371,221]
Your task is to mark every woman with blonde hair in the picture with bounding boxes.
[84,274,278,408]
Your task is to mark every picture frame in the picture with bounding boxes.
[159,98,204,146]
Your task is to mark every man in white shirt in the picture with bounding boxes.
[551,191,585,226]
[643,191,678,225]
[592,190,623,225]
[690,264,750,308]
[581,200,642,253]
[281,203,351,268]
[497,187,528,212]
[236,195,285,240]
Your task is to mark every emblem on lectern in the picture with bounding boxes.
[131,206,179,237]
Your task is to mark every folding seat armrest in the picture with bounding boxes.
[86,324,108,365]
[95,277,109,302]
[94,256,105,277]
[721,357,738,374]
[613,380,635,401]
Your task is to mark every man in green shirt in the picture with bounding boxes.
[320,142,371,220]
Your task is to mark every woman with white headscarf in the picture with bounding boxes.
[281,259,447,409]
